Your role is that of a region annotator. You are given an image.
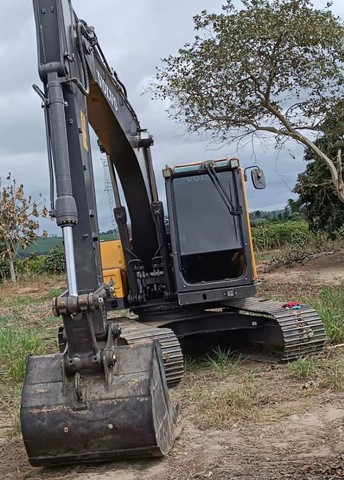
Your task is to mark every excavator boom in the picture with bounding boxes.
[21,0,177,466]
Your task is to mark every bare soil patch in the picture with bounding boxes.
[258,249,344,299]
[2,393,344,480]
[1,252,344,479]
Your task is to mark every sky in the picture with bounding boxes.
[0,0,343,235]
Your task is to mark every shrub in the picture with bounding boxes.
[287,356,317,379]
[44,246,66,274]
[20,253,46,275]
[251,221,309,251]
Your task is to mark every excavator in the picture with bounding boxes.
[21,0,326,467]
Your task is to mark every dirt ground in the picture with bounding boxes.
[2,252,344,480]
[258,250,344,298]
[265,251,344,284]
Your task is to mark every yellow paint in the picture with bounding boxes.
[239,167,257,281]
[100,240,127,298]
[80,111,89,152]
[101,240,125,269]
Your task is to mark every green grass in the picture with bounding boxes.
[0,328,42,382]
[206,346,244,374]
[43,287,65,299]
[287,356,317,379]
[0,294,41,308]
[287,354,344,392]
[309,282,344,343]
[0,284,60,430]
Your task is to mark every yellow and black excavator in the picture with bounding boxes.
[21,0,326,467]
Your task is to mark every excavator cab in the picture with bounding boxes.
[164,158,256,305]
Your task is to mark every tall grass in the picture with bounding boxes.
[206,346,244,374]
[252,220,344,253]
[0,328,42,382]
[309,282,344,343]
[252,221,308,251]
[287,354,344,392]
[196,378,272,429]
[287,356,317,379]
[318,358,344,391]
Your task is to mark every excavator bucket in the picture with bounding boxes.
[21,340,176,466]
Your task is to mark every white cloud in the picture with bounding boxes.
[0,0,342,234]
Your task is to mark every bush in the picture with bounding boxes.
[251,221,309,251]
[20,253,46,275]
[0,246,66,280]
[44,246,66,274]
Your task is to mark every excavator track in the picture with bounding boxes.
[117,317,184,387]
[228,297,326,361]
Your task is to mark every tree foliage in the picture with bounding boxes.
[44,246,66,275]
[294,135,344,237]
[0,174,48,282]
[153,0,344,200]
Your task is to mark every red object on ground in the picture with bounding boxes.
[281,301,301,309]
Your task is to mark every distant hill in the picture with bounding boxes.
[250,208,293,223]
[19,210,294,257]
[19,230,119,257]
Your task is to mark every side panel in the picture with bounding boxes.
[100,240,127,298]
[100,240,125,270]
[240,167,257,281]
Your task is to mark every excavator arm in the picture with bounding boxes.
[33,0,159,288]
[20,0,176,466]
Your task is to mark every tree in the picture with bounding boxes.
[294,135,344,237]
[286,198,302,215]
[153,0,344,201]
[0,174,48,283]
